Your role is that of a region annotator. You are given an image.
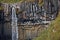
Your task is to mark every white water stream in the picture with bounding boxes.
[11,5,18,40]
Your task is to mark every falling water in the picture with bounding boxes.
[11,5,18,40]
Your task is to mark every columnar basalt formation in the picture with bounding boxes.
[0,0,58,40]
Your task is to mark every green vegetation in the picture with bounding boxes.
[0,0,22,3]
[0,6,4,10]
[33,12,60,40]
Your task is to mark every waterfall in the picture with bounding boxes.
[11,5,18,40]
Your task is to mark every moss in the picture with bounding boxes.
[0,0,22,3]
[0,6,4,10]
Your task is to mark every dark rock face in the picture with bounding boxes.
[0,0,58,40]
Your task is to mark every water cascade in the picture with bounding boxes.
[11,5,18,40]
